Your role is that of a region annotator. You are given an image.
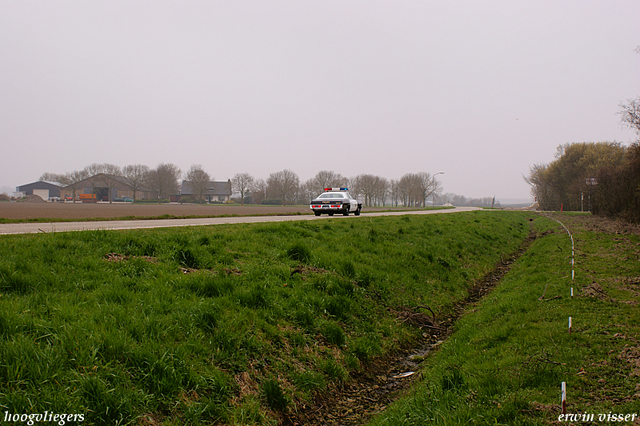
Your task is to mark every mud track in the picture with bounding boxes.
[283,225,537,426]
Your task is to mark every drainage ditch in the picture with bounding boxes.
[283,228,537,426]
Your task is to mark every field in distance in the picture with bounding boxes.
[0,202,424,221]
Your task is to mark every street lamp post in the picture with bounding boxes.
[432,172,444,207]
[585,177,597,212]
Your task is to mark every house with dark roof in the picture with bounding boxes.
[178,180,232,203]
[16,181,62,200]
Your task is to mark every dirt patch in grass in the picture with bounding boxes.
[582,282,610,300]
[618,276,640,297]
[572,214,640,236]
[618,345,640,378]
[104,252,158,264]
[290,265,331,279]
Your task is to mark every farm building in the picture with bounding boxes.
[59,173,155,202]
[16,181,62,200]
[177,180,232,203]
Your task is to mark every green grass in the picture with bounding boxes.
[0,211,531,425]
[368,213,640,425]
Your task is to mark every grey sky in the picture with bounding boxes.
[1,1,639,201]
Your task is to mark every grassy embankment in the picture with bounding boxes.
[369,213,640,425]
[0,211,528,425]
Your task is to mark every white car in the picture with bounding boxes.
[310,188,363,216]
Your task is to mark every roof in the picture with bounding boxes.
[60,173,151,191]
[181,180,232,196]
[16,180,61,195]
[17,181,62,191]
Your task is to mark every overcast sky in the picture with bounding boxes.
[1,1,639,201]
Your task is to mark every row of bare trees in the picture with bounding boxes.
[438,194,499,208]
[525,98,640,222]
[42,162,445,207]
[230,170,443,207]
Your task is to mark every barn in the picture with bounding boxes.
[16,181,62,201]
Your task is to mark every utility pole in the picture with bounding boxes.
[585,178,597,212]
[432,172,444,207]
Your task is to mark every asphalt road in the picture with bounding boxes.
[0,207,481,235]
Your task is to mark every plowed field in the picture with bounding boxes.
[0,202,310,220]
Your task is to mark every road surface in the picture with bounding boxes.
[0,207,481,235]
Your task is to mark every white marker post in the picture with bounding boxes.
[569,317,572,334]
[561,382,567,415]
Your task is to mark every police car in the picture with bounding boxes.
[310,188,363,216]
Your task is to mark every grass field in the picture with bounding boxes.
[369,213,640,425]
[0,211,530,425]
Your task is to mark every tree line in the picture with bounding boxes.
[526,98,640,222]
[40,164,446,207]
[243,170,444,207]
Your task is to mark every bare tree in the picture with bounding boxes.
[355,174,382,207]
[310,170,347,194]
[185,164,211,203]
[122,164,150,201]
[415,172,433,207]
[524,163,550,207]
[101,163,122,203]
[396,172,436,207]
[389,179,400,207]
[299,179,316,204]
[267,169,300,205]
[250,178,267,204]
[430,176,444,206]
[232,173,254,205]
[397,174,414,206]
[619,98,640,136]
[40,172,62,184]
[83,163,106,197]
[40,170,88,203]
[147,163,181,200]
[374,176,389,206]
